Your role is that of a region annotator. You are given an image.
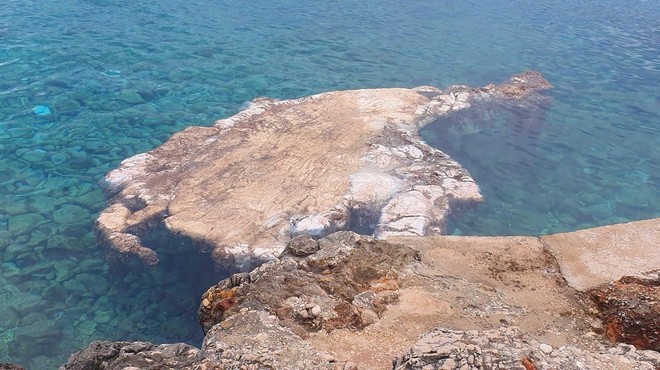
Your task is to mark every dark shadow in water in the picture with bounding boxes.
[105,226,234,346]
[2,229,233,369]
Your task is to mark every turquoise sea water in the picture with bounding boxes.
[1,0,658,368]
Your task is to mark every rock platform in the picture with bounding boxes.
[62,219,660,369]
[96,72,551,267]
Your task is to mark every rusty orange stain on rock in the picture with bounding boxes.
[521,356,538,370]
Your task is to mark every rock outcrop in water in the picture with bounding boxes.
[75,75,660,370]
[96,72,551,267]
[62,219,660,370]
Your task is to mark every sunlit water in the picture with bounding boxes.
[1,0,658,368]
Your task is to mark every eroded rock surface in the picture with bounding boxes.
[198,232,418,335]
[64,222,660,369]
[589,270,660,351]
[394,327,660,370]
[96,72,551,266]
[195,229,657,369]
[59,341,200,370]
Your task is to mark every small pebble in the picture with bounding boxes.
[539,343,553,354]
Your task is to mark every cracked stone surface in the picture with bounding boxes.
[394,327,660,370]
[96,71,551,266]
[63,222,660,369]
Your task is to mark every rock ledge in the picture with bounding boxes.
[96,72,551,267]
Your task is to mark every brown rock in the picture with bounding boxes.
[198,231,592,369]
[62,220,660,370]
[0,364,26,370]
[589,270,660,351]
[198,285,239,333]
[521,356,538,370]
[198,232,420,336]
[541,218,660,291]
[285,235,321,257]
[59,341,200,370]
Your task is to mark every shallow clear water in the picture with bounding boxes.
[0,0,658,368]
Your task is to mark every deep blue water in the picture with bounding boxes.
[1,0,658,368]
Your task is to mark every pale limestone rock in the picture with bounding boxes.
[96,71,551,266]
[541,218,660,291]
[348,172,402,204]
[375,186,446,238]
[101,153,154,194]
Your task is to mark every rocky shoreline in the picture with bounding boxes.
[11,74,657,369]
[57,220,659,369]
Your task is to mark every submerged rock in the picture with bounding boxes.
[96,71,551,266]
[0,364,25,370]
[117,89,147,105]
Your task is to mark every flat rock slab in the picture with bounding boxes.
[97,72,551,266]
[541,218,660,291]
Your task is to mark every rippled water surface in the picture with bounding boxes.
[1,0,658,368]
